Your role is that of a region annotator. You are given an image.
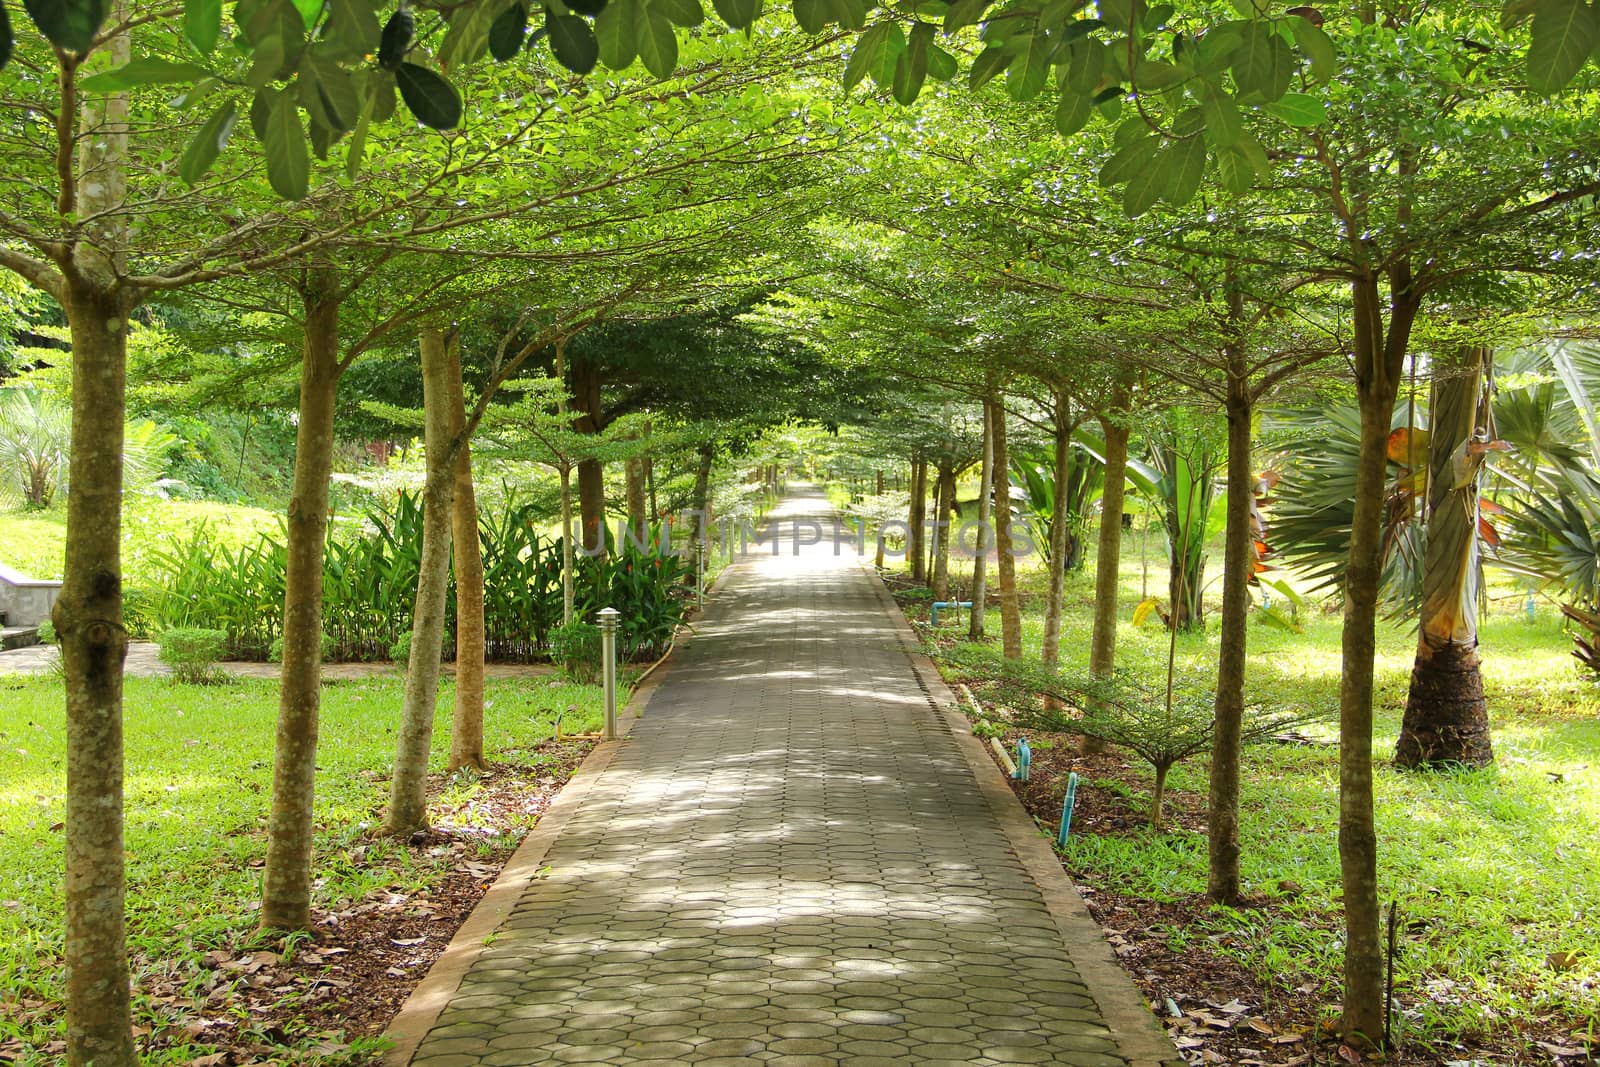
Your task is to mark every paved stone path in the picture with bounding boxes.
[393,489,1179,1067]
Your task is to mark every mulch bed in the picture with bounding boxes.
[30,739,596,1066]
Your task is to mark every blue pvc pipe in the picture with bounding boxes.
[930,601,973,626]
[1057,771,1080,848]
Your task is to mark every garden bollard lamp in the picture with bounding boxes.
[598,606,620,741]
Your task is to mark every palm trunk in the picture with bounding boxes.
[1338,275,1418,1044]
[1208,376,1254,904]
[625,454,647,543]
[1041,393,1073,670]
[908,458,928,582]
[932,459,955,601]
[1396,345,1493,768]
[260,275,341,933]
[447,335,487,773]
[384,327,458,836]
[970,402,994,640]
[990,396,1022,658]
[1090,413,1129,677]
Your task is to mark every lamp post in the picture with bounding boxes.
[597,607,620,741]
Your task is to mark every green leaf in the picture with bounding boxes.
[290,0,323,29]
[892,22,931,103]
[843,22,891,92]
[79,56,213,91]
[1527,0,1599,93]
[828,0,868,30]
[1097,0,1132,31]
[547,12,600,73]
[595,0,641,68]
[246,33,286,88]
[713,0,762,29]
[1007,32,1052,100]
[655,0,705,25]
[1123,158,1165,216]
[325,0,381,59]
[1134,57,1185,90]
[185,0,222,53]
[1262,90,1325,125]
[179,98,237,184]
[262,91,309,200]
[944,0,989,33]
[489,2,529,60]
[1213,144,1251,192]
[395,61,462,128]
[872,23,906,86]
[439,0,506,70]
[926,43,958,80]
[793,0,828,32]
[968,45,1012,89]
[345,87,373,179]
[1054,86,1093,135]
[636,8,677,77]
[1199,88,1242,145]
[1060,38,1106,93]
[1098,132,1159,187]
[23,0,107,53]
[1288,15,1335,82]
[301,50,359,131]
[1161,134,1206,205]
[1502,0,1539,29]
[1231,20,1292,100]
[0,4,11,70]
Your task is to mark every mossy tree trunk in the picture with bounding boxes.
[1208,367,1254,904]
[970,400,994,640]
[260,272,342,932]
[447,334,487,773]
[1089,410,1129,677]
[932,458,956,601]
[1041,390,1075,671]
[384,327,458,837]
[990,395,1022,659]
[908,457,928,582]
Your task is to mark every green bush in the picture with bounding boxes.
[35,619,55,644]
[388,630,412,664]
[549,621,601,684]
[267,632,336,663]
[156,628,228,684]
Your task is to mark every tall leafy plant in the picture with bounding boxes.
[1010,438,1104,572]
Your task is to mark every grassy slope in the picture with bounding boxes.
[0,674,610,1064]
[920,538,1600,1050]
[0,500,285,584]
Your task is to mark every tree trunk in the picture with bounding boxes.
[447,335,487,773]
[59,279,136,1067]
[908,458,928,582]
[625,453,647,543]
[1338,275,1417,1045]
[692,442,715,541]
[559,461,575,627]
[260,276,341,933]
[384,327,458,837]
[1397,345,1493,768]
[570,359,606,557]
[1151,763,1170,832]
[1090,414,1129,677]
[1041,393,1073,670]
[1208,380,1254,904]
[970,402,994,640]
[991,396,1022,658]
[932,459,956,601]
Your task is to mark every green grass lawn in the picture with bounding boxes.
[0,673,611,1065]
[910,540,1600,1053]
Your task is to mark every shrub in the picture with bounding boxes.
[388,630,412,664]
[157,627,228,684]
[549,621,601,684]
[36,619,55,644]
[268,632,337,663]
